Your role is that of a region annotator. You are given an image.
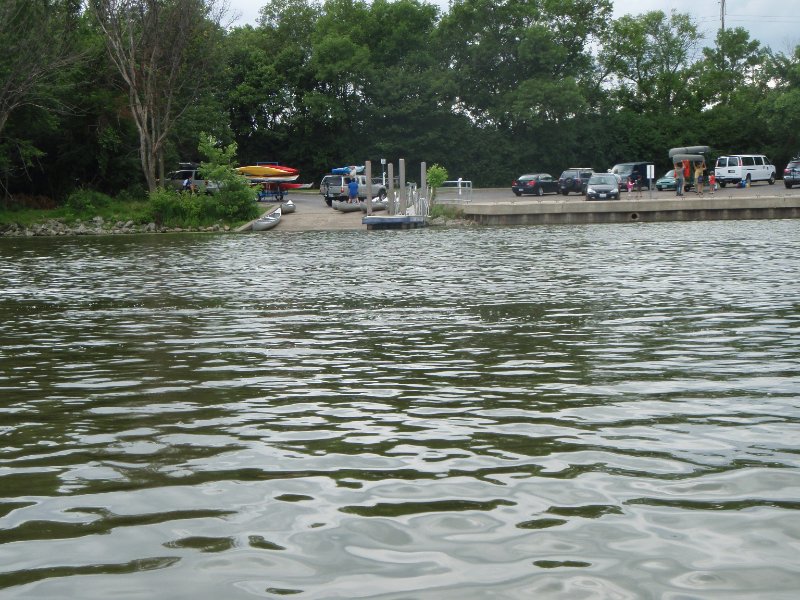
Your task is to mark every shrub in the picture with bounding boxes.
[426,164,449,203]
[65,189,112,213]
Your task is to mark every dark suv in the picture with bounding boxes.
[558,168,593,195]
[784,158,800,189]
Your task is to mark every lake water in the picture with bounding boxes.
[1,220,799,599]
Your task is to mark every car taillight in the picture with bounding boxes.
[512,181,518,186]
[527,181,535,187]
[785,169,790,174]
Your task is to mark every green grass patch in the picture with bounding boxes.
[430,203,464,219]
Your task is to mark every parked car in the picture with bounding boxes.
[585,173,621,200]
[714,154,776,187]
[609,162,652,191]
[166,163,220,194]
[511,173,559,196]
[319,174,387,206]
[558,168,593,195]
[783,158,800,189]
[656,169,678,191]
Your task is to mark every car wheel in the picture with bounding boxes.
[561,190,569,196]
[719,182,726,188]
[746,174,751,185]
[656,186,662,191]
[514,191,522,197]
[768,174,775,185]
[536,187,543,197]
[785,182,793,189]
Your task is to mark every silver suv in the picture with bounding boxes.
[319,174,387,206]
[166,163,220,194]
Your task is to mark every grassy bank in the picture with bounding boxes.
[1,187,258,232]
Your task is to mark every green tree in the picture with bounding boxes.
[599,10,702,113]
[89,0,227,192]
[0,0,83,198]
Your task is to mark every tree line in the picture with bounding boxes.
[1,0,799,203]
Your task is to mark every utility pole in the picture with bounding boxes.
[720,0,726,31]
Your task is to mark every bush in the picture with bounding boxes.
[147,186,257,227]
[65,189,112,213]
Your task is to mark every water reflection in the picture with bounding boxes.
[1,221,799,598]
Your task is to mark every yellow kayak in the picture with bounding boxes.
[236,164,298,178]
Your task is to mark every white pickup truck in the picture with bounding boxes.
[319,174,387,206]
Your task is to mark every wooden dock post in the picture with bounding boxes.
[399,159,407,214]
[365,160,373,215]
[387,162,395,215]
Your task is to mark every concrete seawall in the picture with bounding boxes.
[440,186,800,226]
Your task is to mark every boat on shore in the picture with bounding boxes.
[281,199,296,214]
[332,200,363,213]
[360,198,388,212]
[252,207,281,231]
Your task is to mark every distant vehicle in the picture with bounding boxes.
[585,173,621,200]
[609,162,651,191]
[166,163,220,194]
[656,170,678,191]
[558,168,593,195]
[783,158,800,189]
[511,173,559,196]
[714,154,776,187]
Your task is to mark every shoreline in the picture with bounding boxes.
[3,186,800,237]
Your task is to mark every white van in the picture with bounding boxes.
[714,155,776,187]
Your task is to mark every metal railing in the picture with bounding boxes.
[435,179,473,203]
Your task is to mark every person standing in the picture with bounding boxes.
[694,161,705,196]
[347,177,359,203]
[675,163,685,197]
[708,171,716,195]
[627,176,634,196]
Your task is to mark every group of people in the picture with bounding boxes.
[626,175,643,198]
[673,160,716,197]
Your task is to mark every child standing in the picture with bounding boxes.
[708,171,716,195]
[627,176,634,196]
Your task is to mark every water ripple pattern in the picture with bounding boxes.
[1,221,799,599]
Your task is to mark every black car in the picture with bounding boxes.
[558,168,593,195]
[511,173,559,196]
[784,158,800,189]
[585,173,621,200]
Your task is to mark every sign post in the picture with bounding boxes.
[647,164,655,199]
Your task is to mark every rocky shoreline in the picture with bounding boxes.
[1,214,475,237]
[1,216,232,237]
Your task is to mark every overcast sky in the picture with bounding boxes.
[226,0,799,53]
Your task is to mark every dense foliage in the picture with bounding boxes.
[0,0,798,203]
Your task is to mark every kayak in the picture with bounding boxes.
[237,164,298,178]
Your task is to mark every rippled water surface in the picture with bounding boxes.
[1,220,799,599]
